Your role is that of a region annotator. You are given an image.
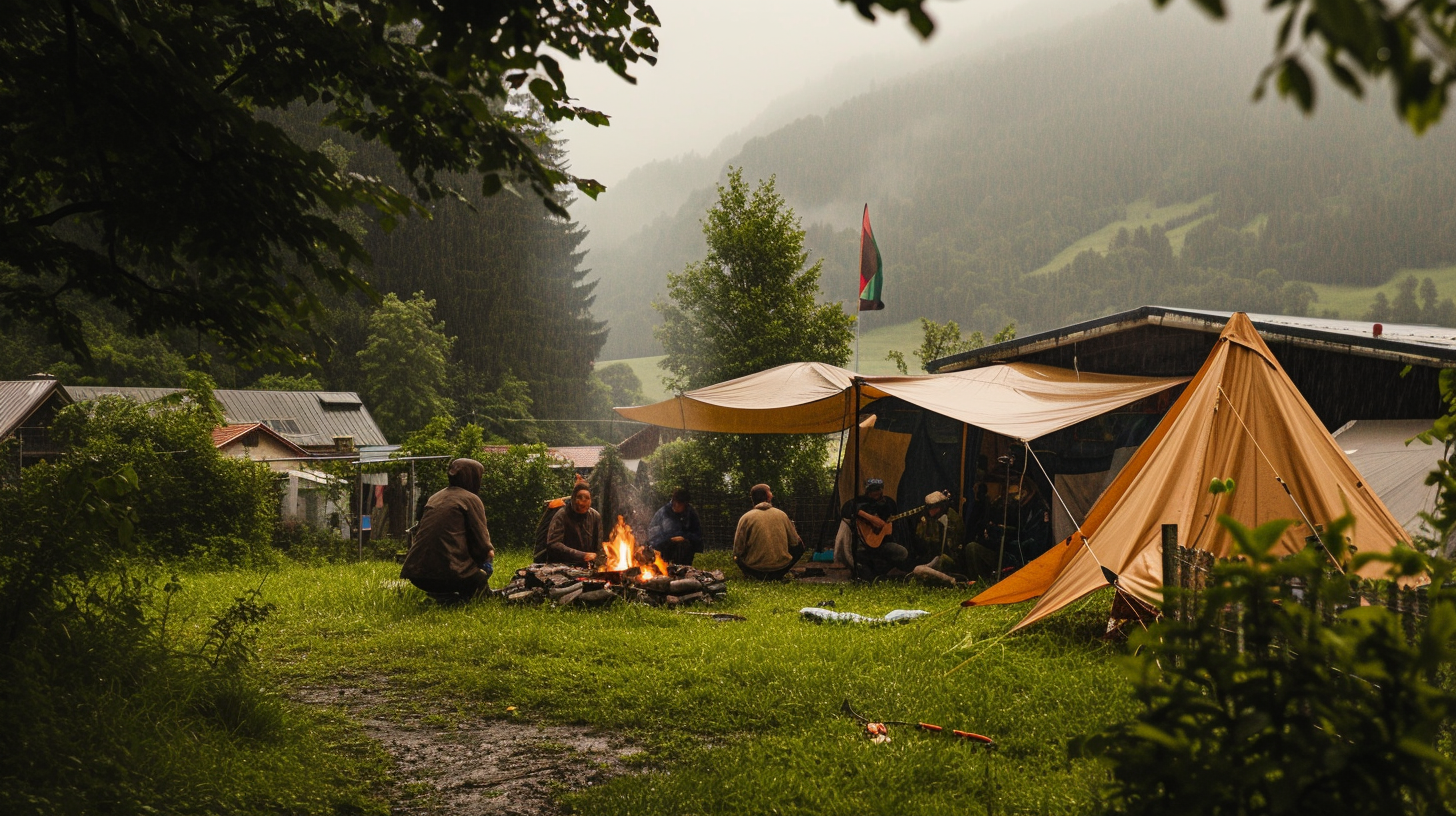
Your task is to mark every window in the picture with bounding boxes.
[262,418,301,434]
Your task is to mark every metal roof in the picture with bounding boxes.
[929,306,1456,373]
[65,385,181,403]
[65,386,388,448]
[0,379,69,439]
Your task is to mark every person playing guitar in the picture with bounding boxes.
[839,478,909,578]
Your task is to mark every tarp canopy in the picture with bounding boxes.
[614,362,1187,443]
[968,313,1413,631]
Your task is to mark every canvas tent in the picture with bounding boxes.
[968,313,1413,631]
[616,362,1189,553]
[614,362,1185,442]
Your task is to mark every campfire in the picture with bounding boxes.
[500,516,728,608]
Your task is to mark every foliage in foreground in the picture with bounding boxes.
[1077,512,1456,815]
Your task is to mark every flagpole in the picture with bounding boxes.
[855,315,860,373]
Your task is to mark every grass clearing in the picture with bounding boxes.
[1303,265,1456,319]
[597,320,928,386]
[1028,195,1218,277]
[179,551,1133,816]
[595,355,671,403]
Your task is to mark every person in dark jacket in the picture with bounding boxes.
[536,483,601,565]
[400,458,495,601]
[646,487,702,565]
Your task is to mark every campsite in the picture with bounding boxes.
[6,1,1456,815]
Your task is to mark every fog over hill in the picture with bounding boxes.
[583,0,1456,360]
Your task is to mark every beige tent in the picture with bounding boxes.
[968,313,1413,630]
[615,362,1186,442]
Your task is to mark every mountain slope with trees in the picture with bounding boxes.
[589,1,1456,359]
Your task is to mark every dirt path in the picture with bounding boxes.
[295,684,643,815]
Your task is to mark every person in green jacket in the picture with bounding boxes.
[914,491,967,578]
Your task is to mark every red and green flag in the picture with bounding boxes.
[858,204,884,311]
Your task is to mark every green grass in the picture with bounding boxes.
[1028,195,1218,277]
[596,355,670,403]
[177,551,1133,816]
[1302,265,1456,320]
[855,318,930,375]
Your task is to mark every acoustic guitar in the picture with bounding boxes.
[854,505,925,549]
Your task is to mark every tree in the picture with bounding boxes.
[1158,0,1456,132]
[248,373,324,391]
[654,167,854,492]
[1391,274,1422,323]
[358,292,455,441]
[656,168,855,390]
[596,362,646,407]
[887,318,1017,374]
[0,0,672,367]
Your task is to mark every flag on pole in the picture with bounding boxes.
[858,204,884,311]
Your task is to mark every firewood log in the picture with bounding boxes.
[668,579,703,595]
[642,576,673,593]
[573,589,616,607]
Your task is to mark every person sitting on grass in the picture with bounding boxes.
[536,483,601,566]
[732,483,804,581]
[400,458,495,602]
[646,487,703,565]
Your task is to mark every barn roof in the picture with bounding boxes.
[928,306,1456,373]
[65,386,388,448]
[0,379,70,439]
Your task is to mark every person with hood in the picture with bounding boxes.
[732,484,803,580]
[645,487,702,565]
[536,483,601,565]
[400,458,495,601]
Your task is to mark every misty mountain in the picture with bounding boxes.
[585,0,1456,360]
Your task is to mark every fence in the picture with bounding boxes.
[1161,524,1429,646]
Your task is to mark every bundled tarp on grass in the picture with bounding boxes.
[968,313,1413,631]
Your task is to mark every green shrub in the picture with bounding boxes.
[1074,512,1456,815]
[47,374,277,564]
[476,444,575,548]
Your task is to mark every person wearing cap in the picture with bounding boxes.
[400,458,496,602]
[732,483,804,580]
[840,477,908,577]
[537,483,602,565]
[914,490,968,578]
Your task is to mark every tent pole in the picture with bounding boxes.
[958,424,968,512]
[996,447,1009,582]
[854,379,862,557]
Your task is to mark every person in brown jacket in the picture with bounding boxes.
[400,458,495,602]
[536,483,601,565]
[732,484,804,580]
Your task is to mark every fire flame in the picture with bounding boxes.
[600,515,675,580]
[603,515,636,572]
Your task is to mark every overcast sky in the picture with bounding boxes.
[555,0,1041,187]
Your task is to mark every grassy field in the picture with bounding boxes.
[179,552,1132,816]
[596,319,929,393]
[1028,195,1217,277]
[596,355,671,403]
[1304,265,1456,320]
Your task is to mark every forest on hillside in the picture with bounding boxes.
[589,1,1456,359]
